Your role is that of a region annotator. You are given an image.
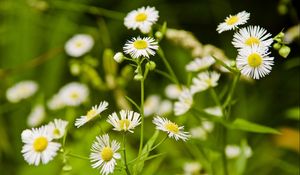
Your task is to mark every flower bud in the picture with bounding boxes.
[279,45,291,58]
[134,74,143,81]
[273,43,281,50]
[70,63,81,75]
[146,61,156,71]
[113,52,124,63]
[155,31,163,40]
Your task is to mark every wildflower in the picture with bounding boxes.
[217,11,250,33]
[47,119,68,139]
[123,37,158,59]
[185,56,215,72]
[6,80,38,103]
[47,94,66,110]
[75,101,109,128]
[183,162,202,175]
[236,45,274,79]
[165,84,183,100]
[157,100,173,116]
[190,71,220,94]
[204,106,223,117]
[190,126,207,140]
[153,116,190,141]
[144,95,161,116]
[107,110,141,133]
[124,6,159,33]
[174,88,193,116]
[27,104,46,127]
[113,52,124,63]
[21,126,61,166]
[90,134,121,175]
[232,26,273,49]
[65,34,94,57]
[59,82,89,107]
[225,145,241,159]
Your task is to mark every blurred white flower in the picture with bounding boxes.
[153,116,190,141]
[174,88,193,116]
[165,84,182,100]
[185,56,215,72]
[90,134,121,175]
[124,6,159,33]
[144,95,161,116]
[190,126,207,140]
[113,52,124,63]
[6,80,38,103]
[21,126,61,166]
[65,34,94,57]
[27,104,46,127]
[59,82,89,107]
[107,110,141,133]
[47,94,66,110]
[217,11,250,33]
[204,106,223,117]
[123,37,158,58]
[225,145,241,159]
[47,119,68,139]
[202,121,214,132]
[190,71,220,94]
[75,101,109,128]
[157,100,173,116]
[236,45,274,79]
[183,162,202,175]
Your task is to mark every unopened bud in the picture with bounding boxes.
[113,52,124,63]
[134,74,143,81]
[279,45,291,58]
[70,63,81,75]
[146,61,156,70]
[62,165,72,171]
[273,43,281,50]
[155,31,163,40]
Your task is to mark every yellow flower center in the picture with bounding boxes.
[33,137,48,152]
[119,119,131,130]
[135,13,147,22]
[226,16,239,25]
[53,128,60,136]
[247,53,262,67]
[75,41,83,48]
[101,147,113,162]
[86,109,97,119]
[164,122,179,134]
[70,92,79,99]
[245,37,260,46]
[133,40,148,49]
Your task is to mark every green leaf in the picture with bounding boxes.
[285,107,300,120]
[229,118,280,134]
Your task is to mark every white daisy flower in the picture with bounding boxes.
[124,6,159,33]
[47,119,68,139]
[153,116,190,141]
[236,45,274,79]
[165,84,183,100]
[123,37,158,58]
[6,80,38,103]
[59,82,89,107]
[190,126,207,140]
[174,88,193,116]
[90,134,121,175]
[183,162,202,175]
[185,56,215,72]
[27,104,46,127]
[21,126,61,166]
[107,110,141,133]
[225,145,241,159]
[202,121,214,132]
[75,101,109,128]
[204,106,223,117]
[65,34,94,57]
[47,94,66,110]
[144,95,161,116]
[217,11,250,33]
[232,25,273,49]
[190,71,220,94]
[157,100,173,116]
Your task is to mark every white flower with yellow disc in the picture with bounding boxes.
[217,11,250,33]
[107,110,141,133]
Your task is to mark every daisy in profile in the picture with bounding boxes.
[107,110,141,133]
[6,80,38,103]
[27,104,46,127]
[47,119,68,139]
[21,126,61,166]
[65,34,94,57]
[90,134,121,175]
[59,82,89,107]
[153,116,190,141]
[232,25,273,49]
[190,71,220,94]
[174,88,193,116]
[123,36,158,58]
[185,56,215,72]
[75,101,109,128]
[236,45,274,79]
[124,6,159,33]
[217,11,250,33]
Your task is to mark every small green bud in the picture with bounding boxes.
[62,165,73,171]
[273,43,282,50]
[113,52,124,63]
[146,61,156,70]
[70,63,81,75]
[134,74,143,81]
[155,31,163,40]
[279,45,291,58]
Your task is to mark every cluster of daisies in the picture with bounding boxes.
[217,11,274,79]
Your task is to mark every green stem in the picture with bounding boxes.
[66,152,89,160]
[139,78,145,154]
[223,73,241,110]
[123,134,131,175]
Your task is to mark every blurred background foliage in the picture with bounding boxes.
[0,0,299,175]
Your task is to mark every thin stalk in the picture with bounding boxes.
[123,134,131,175]
[223,73,241,110]
[66,152,89,160]
[139,78,145,154]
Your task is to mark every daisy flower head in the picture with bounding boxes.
[174,88,193,116]
[107,110,141,133]
[165,84,183,100]
[185,56,215,72]
[59,82,89,107]
[123,36,158,59]
[27,104,46,127]
[47,119,68,139]
[6,80,38,103]
[124,6,159,33]
[90,134,121,175]
[217,11,250,33]
[47,94,66,110]
[153,116,190,141]
[190,71,220,94]
[65,34,94,57]
[225,145,241,159]
[232,25,273,49]
[21,126,61,166]
[236,45,274,79]
[75,101,109,128]
[144,95,161,116]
